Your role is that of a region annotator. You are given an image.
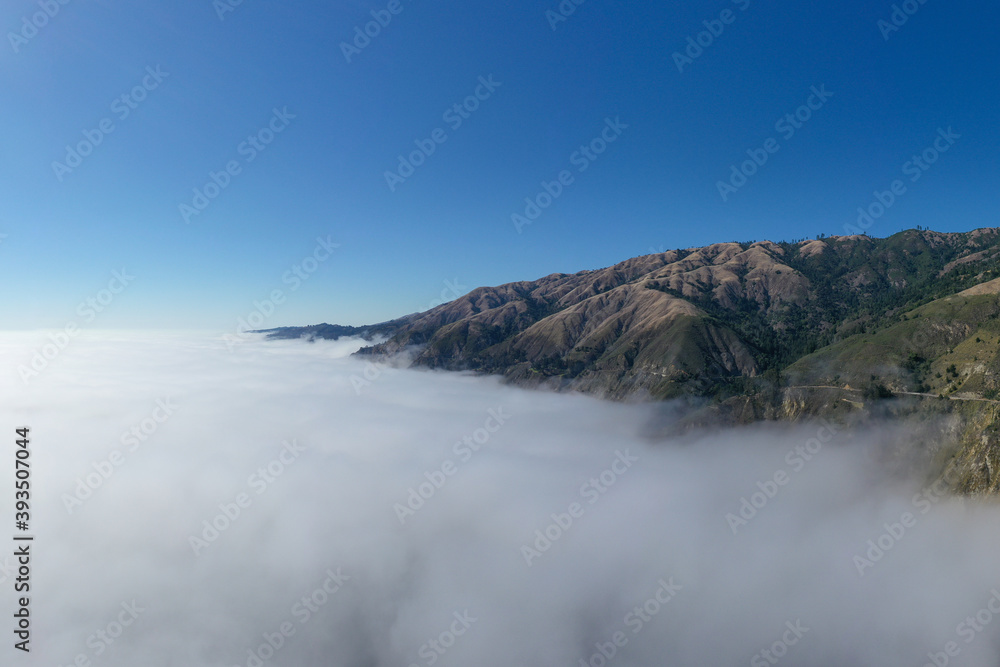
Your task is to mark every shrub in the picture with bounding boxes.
[861,380,893,400]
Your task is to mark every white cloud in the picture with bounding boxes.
[3,331,1000,666]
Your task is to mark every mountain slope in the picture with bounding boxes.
[262,226,1000,493]
[267,227,1000,397]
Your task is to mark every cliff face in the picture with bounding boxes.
[263,227,1000,494]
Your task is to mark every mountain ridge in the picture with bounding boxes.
[264,227,1000,398]
[261,226,1000,494]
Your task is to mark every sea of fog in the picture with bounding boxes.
[3,331,1000,666]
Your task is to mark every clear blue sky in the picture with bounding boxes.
[2,0,998,329]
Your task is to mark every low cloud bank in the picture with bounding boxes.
[2,331,1000,666]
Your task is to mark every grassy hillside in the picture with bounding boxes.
[265,227,1000,494]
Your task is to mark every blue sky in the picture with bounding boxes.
[1,0,998,329]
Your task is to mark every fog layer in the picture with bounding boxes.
[3,331,1000,667]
